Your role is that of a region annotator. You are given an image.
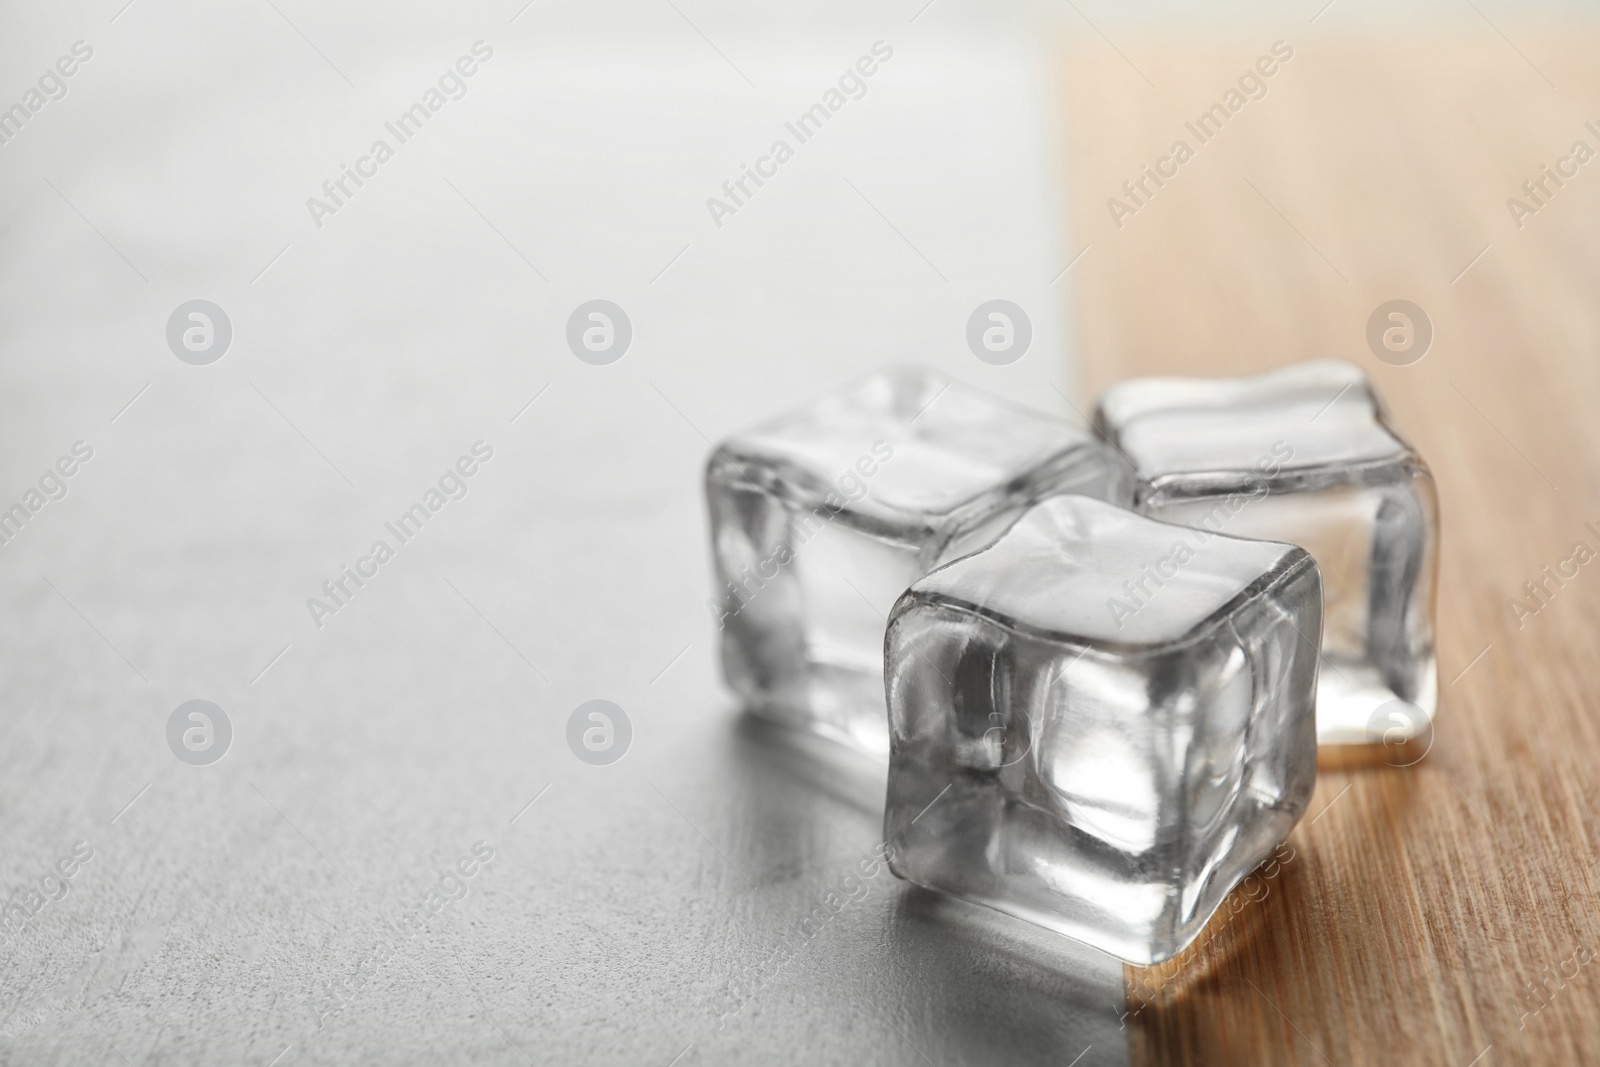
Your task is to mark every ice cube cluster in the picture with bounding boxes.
[703,360,1437,964]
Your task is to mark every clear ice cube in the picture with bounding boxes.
[1093,359,1439,745]
[706,367,1132,755]
[883,495,1320,964]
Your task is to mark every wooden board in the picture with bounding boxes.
[1055,25,1600,1067]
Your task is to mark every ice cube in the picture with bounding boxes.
[705,367,1132,755]
[883,494,1320,964]
[1093,360,1438,745]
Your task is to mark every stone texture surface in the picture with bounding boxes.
[0,3,1126,1063]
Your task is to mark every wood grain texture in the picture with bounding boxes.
[1055,26,1600,1067]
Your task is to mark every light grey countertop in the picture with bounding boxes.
[0,1,1130,1063]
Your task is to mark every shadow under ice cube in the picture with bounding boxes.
[705,367,1131,756]
[1093,359,1439,745]
[884,495,1320,964]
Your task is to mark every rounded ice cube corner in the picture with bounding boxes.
[880,494,1321,965]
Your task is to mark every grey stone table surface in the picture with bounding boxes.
[0,1,1129,1063]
